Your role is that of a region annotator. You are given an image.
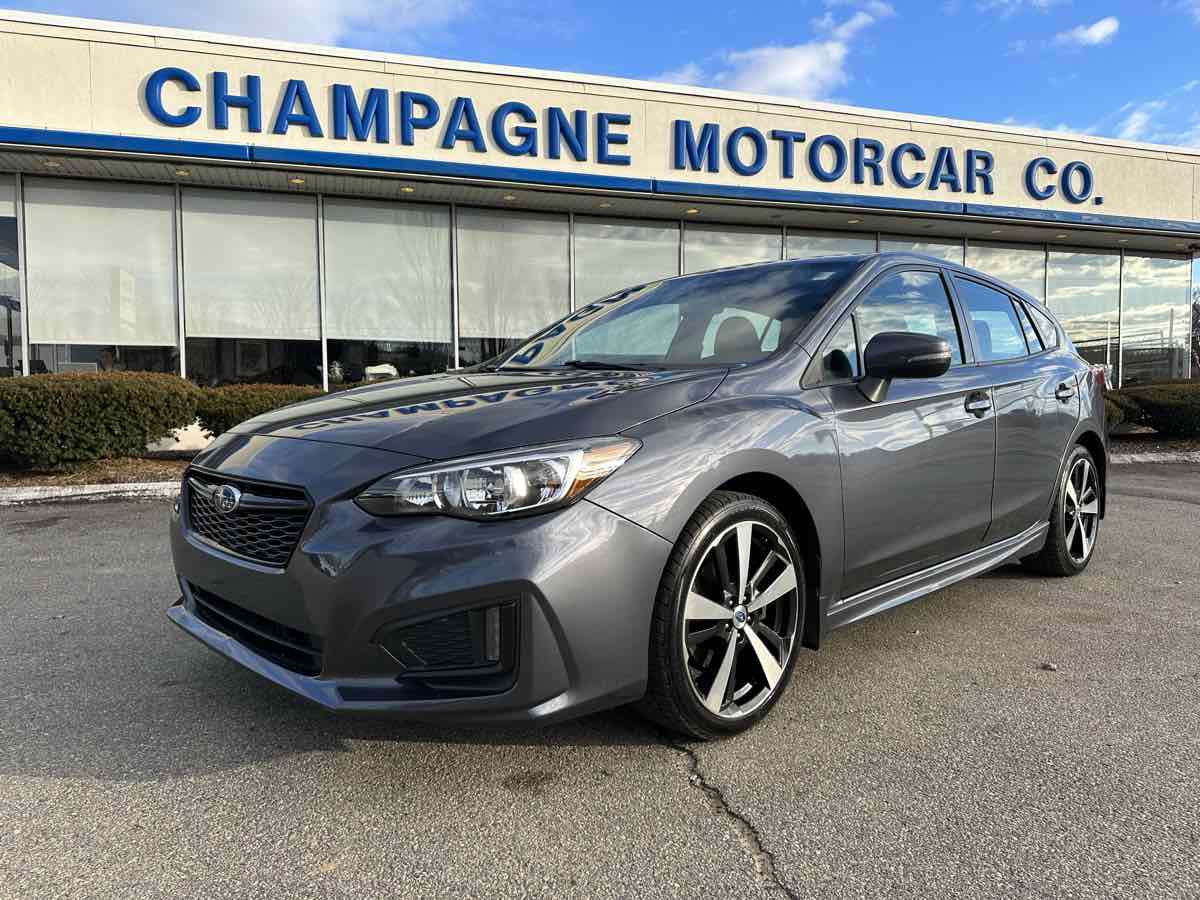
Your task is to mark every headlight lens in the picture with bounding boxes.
[356,437,641,518]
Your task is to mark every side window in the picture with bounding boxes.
[855,270,964,365]
[1023,301,1060,349]
[819,315,859,381]
[953,277,1029,362]
[1014,300,1044,352]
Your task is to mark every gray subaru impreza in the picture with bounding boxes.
[168,252,1107,739]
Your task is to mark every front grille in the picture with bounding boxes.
[185,471,310,567]
[189,583,323,676]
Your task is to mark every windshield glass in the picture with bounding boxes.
[495,257,865,370]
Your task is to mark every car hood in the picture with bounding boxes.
[226,367,727,460]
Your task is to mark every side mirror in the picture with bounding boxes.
[859,332,952,402]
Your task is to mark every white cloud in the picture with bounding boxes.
[1054,16,1120,48]
[1116,100,1167,140]
[74,0,470,46]
[975,0,1065,16]
[652,2,893,101]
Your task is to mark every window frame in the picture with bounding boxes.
[804,264,970,388]
[948,273,1037,364]
[1019,297,1062,351]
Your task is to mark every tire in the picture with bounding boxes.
[1022,443,1102,577]
[636,490,806,740]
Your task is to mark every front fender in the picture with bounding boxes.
[587,394,843,604]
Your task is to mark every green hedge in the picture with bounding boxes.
[1103,396,1126,431]
[196,383,325,437]
[1117,382,1200,437]
[0,372,201,468]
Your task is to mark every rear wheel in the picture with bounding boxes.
[637,491,804,740]
[1023,444,1101,576]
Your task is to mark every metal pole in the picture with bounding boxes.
[316,193,329,392]
[1116,248,1124,388]
[450,202,460,370]
[15,173,30,376]
[174,183,187,378]
[678,219,686,275]
[568,210,576,312]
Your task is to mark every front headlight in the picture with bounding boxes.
[355,437,641,519]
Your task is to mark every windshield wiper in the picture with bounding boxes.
[557,359,660,371]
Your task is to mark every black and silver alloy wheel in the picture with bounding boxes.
[638,491,805,739]
[1062,456,1099,565]
[682,520,799,719]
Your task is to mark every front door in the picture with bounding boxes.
[823,268,997,598]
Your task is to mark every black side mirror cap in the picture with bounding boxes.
[858,332,953,402]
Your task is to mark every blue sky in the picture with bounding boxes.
[16,0,1200,146]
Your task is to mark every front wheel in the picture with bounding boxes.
[636,491,805,740]
[1023,444,1101,576]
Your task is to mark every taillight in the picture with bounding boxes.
[1090,364,1106,391]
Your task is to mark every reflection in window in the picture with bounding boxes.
[683,224,782,274]
[323,198,451,382]
[457,208,569,365]
[787,230,876,260]
[855,270,963,364]
[0,176,20,377]
[879,236,964,264]
[966,242,1046,302]
[24,178,178,372]
[1120,254,1191,385]
[183,188,320,385]
[953,277,1027,362]
[1048,250,1120,382]
[574,218,678,303]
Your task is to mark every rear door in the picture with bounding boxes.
[818,267,997,598]
[950,276,1080,540]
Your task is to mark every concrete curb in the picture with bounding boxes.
[0,481,180,506]
[1110,451,1200,465]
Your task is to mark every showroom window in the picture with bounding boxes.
[1047,250,1121,383]
[965,242,1047,302]
[0,176,20,377]
[24,178,178,374]
[456,208,570,365]
[323,198,451,383]
[573,217,679,304]
[1120,253,1192,385]
[683,224,782,274]
[182,188,321,386]
[786,230,876,260]
[879,235,965,265]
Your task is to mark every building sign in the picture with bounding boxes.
[144,66,1101,206]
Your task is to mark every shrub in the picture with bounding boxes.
[196,383,324,437]
[1119,382,1200,437]
[1103,396,1126,431]
[0,372,201,468]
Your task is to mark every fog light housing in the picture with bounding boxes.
[376,601,517,674]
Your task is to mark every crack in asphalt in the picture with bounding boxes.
[660,735,799,899]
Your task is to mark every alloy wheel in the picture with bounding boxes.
[681,520,800,719]
[1063,456,1099,565]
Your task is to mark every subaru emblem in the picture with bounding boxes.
[215,484,241,515]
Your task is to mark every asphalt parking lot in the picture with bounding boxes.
[2,463,1198,899]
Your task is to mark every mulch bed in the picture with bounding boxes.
[1109,430,1200,456]
[0,457,191,487]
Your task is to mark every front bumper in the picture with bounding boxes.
[169,467,672,724]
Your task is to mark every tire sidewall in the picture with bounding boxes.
[664,495,805,735]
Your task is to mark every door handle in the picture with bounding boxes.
[1055,382,1077,401]
[965,392,991,417]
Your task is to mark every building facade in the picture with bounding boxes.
[0,11,1196,391]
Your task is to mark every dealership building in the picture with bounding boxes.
[0,10,1196,390]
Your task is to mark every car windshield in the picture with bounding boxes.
[494,257,865,370]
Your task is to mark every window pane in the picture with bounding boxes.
[574,217,678,303]
[819,315,859,381]
[25,178,177,348]
[456,208,569,364]
[1014,301,1044,351]
[1024,302,1059,348]
[30,344,176,375]
[1047,250,1120,381]
[1120,254,1191,385]
[185,337,322,387]
[183,188,319,341]
[856,270,963,364]
[879,236,964,264]
[683,224,781,274]
[787,230,875,260]
[954,277,1028,361]
[322,198,450,381]
[966,242,1046,302]
[0,176,20,377]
